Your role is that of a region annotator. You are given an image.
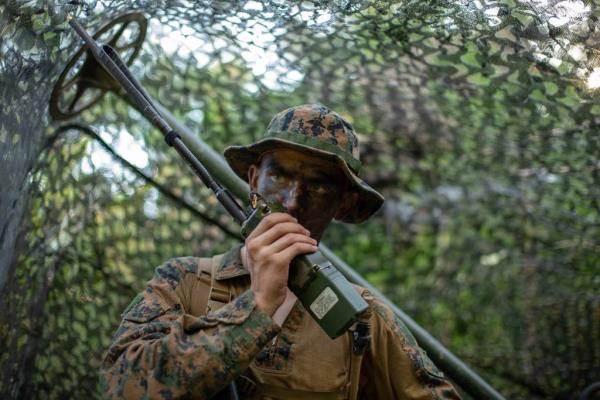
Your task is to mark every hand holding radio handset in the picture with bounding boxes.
[241,212,317,316]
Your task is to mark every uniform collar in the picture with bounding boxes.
[214,243,250,281]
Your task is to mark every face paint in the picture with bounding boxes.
[249,149,348,241]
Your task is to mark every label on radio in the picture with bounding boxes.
[310,287,339,319]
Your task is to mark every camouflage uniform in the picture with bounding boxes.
[102,104,460,398]
[101,245,460,399]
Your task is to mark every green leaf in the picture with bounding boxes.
[544,82,559,96]
[467,73,490,86]
[460,43,480,68]
[511,10,534,27]
[43,31,57,41]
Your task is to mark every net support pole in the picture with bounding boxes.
[154,101,505,400]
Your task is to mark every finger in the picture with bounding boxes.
[268,232,317,254]
[276,242,318,263]
[246,221,307,258]
[246,212,297,240]
[253,222,310,248]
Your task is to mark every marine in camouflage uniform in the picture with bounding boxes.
[101,104,460,399]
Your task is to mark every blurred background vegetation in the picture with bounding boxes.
[0,0,599,399]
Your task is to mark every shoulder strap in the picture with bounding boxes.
[347,289,372,400]
[193,257,212,316]
[197,257,212,278]
[195,254,232,315]
[206,254,232,313]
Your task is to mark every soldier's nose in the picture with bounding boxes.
[282,182,301,213]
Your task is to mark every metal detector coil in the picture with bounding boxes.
[50,12,146,120]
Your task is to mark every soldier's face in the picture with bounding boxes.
[248,149,350,241]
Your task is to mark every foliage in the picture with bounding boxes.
[1,0,599,399]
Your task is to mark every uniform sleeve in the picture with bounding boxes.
[360,292,461,400]
[100,258,280,399]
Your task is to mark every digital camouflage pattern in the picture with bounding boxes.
[101,245,460,399]
[101,255,280,399]
[364,292,460,400]
[265,104,361,172]
[224,104,385,224]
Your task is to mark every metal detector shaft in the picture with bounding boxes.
[68,16,247,224]
[68,15,243,400]
[69,15,369,342]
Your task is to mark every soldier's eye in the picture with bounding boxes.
[308,183,328,195]
[270,173,284,183]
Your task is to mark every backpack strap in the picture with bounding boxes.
[196,254,240,399]
[207,254,232,313]
[195,254,232,315]
[192,257,212,316]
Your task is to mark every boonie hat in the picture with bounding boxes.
[224,103,384,223]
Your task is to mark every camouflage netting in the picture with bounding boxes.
[1,0,599,398]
